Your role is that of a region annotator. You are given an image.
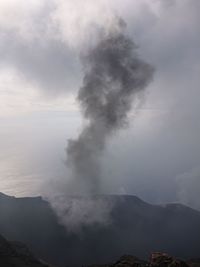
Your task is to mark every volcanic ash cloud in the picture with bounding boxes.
[51,20,154,231]
[66,22,154,195]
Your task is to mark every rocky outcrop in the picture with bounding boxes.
[113,255,148,267]
[88,254,199,267]
[150,252,189,266]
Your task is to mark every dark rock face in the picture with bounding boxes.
[0,193,200,266]
[0,234,51,267]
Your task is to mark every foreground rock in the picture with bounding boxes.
[89,254,200,267]
[187,259,200,267]
[150,252,189,266]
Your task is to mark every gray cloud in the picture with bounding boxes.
[0,0,82,96]
[0,30,81,95]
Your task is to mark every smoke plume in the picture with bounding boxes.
[66,20,154,195]
[49,19,154,231]
[50,195,114,232]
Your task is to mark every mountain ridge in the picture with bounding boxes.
[0,192,200,266]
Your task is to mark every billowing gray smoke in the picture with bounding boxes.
[49,20,154,232]
[66,22,154,195]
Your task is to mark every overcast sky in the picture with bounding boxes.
[0,0,200,210]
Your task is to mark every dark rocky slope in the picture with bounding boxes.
[0,231,199,267]
[0,233,52,267]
